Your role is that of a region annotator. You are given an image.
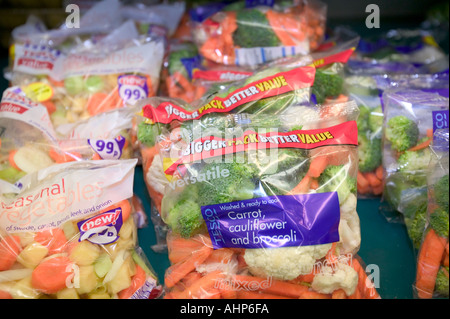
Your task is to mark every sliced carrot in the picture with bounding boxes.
[357,171,370,189]
[167,236,205,264]
[307,155,329,178]
[41,100,56,114]
[204,248,235,264]
[416,229,447,299]
[375,165,384,180]
[176,270,224,299]
[290,175,312,194]
[290,272,316,284]
[232,274,309,298]
[364,172,382,187]
[298,290,332,299]
[236,290,291,299]
[34,228,68,255]
[31,256,74,294]
[99,199,132,222]
[0,236,21,271]
[408,138,432,152]
[332,289,347,299]
[118,264,147,299]
[165,245,213,288]
[8,150,20,170]
[266,10,296,46]
[0,290,12,299]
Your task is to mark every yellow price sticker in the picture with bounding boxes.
[24,82,54,102]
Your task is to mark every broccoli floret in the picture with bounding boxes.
[397,149,431,172]
[367,105,383,133]
[318,165,357,203]
[311,69,344,104]
[258,148,310,195]
[197,159,259,206]
[137,121,163,147]
[435,267,449,297]
[166,198,204,238]
[406,201,428,249]
[385,115,419,152]
[168,45,198,77]
[429,207,449,238]
[356,104,371,133]
[233,9,281,48]
[434,174,449,212]
[358,133,382,172]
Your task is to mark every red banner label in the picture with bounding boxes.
[143,65,316,124]
[164,120,358,175]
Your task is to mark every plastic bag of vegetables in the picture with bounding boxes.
[414,128,449,299]
[346,72,449,198]
[145,95,379,299]
[137,61,316,249]
[193,1,326,66]
[10,21,164,131]
[0,159,162,299]
[381,89,449,249]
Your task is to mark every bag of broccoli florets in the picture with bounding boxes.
[381,89,449,249]
[414,128,449,299]
[192,1,327,66]
[146,97,379,299]
[345,72,449,198]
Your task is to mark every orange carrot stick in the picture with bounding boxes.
[34,228,68,255]
[416,229,447,299]
[364,172,382,187]
[375,165,384,180]
[118,264,147,299]
[165,245,213,288]
[176,270,224,299]
[307,155,329,178]
[236,290,292,299]
[408,138,432,152]
[232,274,309,298]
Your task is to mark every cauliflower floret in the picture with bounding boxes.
[311,261,358,296]
[338,194,361,254]
[146,153,168,194]
[243,244,332,281]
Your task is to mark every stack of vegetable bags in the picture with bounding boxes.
[0,159,162,299]
[137,55,380,298]
[414,128,449,299]
[192,0,327,66]
[381,89,449,250]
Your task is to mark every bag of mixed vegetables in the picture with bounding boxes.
[346,72,449,197]
[0,159,162,299]
[193,1,326,66]
[10,21,164,131]
[381,89,449,249]
[414,128,449,299]
[137,61,316,250]
[0,87,102,191]
[153,98,380,299]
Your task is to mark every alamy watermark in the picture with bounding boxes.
[65,4,80,29]
[366,4,380,28]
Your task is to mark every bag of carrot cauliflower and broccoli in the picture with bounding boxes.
[0,159,162,299]
[414,128,449,299]
[147,96,379,299]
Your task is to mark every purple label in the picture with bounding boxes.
[77,207,123,245]
[432,110,449,132]
[88,135,126,160]
[201,193,340,250]
[118,74,148,105]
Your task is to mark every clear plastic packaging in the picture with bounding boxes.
[153,100,379,299]
[381,89,449,249]
[414,128,449,299]
[192,1,327,66]
[0,159,162,299]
